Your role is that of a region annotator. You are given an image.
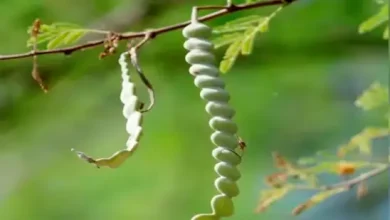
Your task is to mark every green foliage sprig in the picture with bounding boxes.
[256,82,389,216]
[27,22,109,49]
[212,6,284,73]
[359,0,389,39]
[256,1,389,214]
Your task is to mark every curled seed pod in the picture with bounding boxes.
[72,52,143,168]
[183,20,242,219]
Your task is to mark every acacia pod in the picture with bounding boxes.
[183,21,242,219]
[73,52,143,168]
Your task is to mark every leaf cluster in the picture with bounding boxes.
[212,15,270,73]
[257,151,387,215]
[358,1,389,39]
[27,22,91,49]
[257,82,389,216]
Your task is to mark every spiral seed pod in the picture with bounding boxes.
[183,21,242,219]
[72,52,143,168]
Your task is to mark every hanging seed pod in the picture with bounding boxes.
[183,19,242,219]
[72,52,143,168]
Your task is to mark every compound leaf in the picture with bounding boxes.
[359,4,388,34]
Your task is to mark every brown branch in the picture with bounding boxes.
[324,164,389,190]
[290,163,389,191]
[290,163,389,215]
[0,0,296,61]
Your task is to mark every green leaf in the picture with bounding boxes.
[222,15,265,26]
[256,187,290,212]
[297,156,317,166]
[311,188,346,203]
[47,32,70,49]
[355,82,389,111]
[256,18,270,32]
[213,33,243,48]
[213,15,265,34]
[383,26,389,39]
[304,162,338,174]
[51,22,82,30]
[213,8,283,73]
[26,22,88,49]
[359,4,388,34]
[213,16,268,73]
[220,39,243,73]
[63,31,85,45]
[27,32,56,47]
[337,127,389,157]
[213,26,252,34]
[293,188,346,215]
[241,27,257,55]
[375,0,386,4]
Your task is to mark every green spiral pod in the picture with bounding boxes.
[183,21,242,220]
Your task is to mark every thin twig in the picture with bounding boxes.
[289,163,389,215]
[0,0,296,61]
[290,163,389,191]
[132,32,153,51]
[128,33,155,112]
[324,164,389,190]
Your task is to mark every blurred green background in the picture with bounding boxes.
[0,0,388,219]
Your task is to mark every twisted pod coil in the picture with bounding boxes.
[72,52,143,168]
[183,20,242,219]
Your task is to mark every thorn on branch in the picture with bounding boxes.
[292,202,311,216]
[31,64,48,93]
[356,181,368,199]
[30,19,48,93]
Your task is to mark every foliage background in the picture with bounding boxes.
[0,0,387,219]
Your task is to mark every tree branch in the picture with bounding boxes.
[292,163,389,191]
[0,0,296,61]
[324,163,389,190]
[289,163,389,215]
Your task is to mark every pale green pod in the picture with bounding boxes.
[212,148,241,166]
[73,52,143,168]
[206,102,235,119]
[200,88,230,102]
[184,38,214,51]
[183,20,242,219]
[211,195,234,217]
[209,117,237,134]
[191,214,218,220]
[214,177,239,197]
[189,64,219,76]
[214,163,241,181]
[211,131,238,150]
[183,22,212,38]
[186,50,216,64]
[194,75,225,89]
